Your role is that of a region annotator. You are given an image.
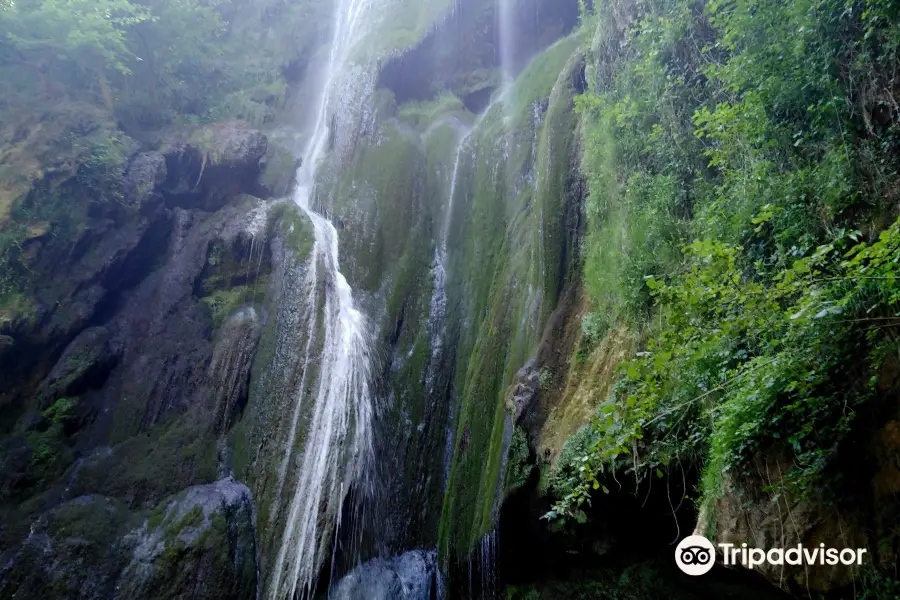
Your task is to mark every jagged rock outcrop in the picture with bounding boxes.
[0,113,309,599]
[124,152,167,207]
[161,121,269,211]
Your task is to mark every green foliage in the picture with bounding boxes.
[41,397,78,426]
[0,0,329,124]
[0,0,151,74]
[859,570,900,599]
[504,563,696,600]
[555,0,900,531]
[547,421,601,518]
[201,286,254,330]
[505,426,533,493]
[580,312,607,351]
[76,135,128,203]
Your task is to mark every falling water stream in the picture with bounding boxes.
[269,0,527,596]
[267,0,377,598]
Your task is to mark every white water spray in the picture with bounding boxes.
[267,0,378,598]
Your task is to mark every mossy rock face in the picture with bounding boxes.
[327,121,426,293]
[37,326,120,407]
[116,478,257,600]
[123,152,167,207]
[0,495,138,600]
[0,102,125,225]
[259,141,299,198]
[437,41,585,560]
[68,414,219,510]
[230,201,319,563]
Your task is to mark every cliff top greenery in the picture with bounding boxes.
[0,0,330,125]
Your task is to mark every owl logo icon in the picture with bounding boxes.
[675,535,716,576]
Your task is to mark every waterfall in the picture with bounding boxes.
[427,128,471,396]
[267,0,377,598]
[497,0,517,85]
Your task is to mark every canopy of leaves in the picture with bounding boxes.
[0,0,331,124]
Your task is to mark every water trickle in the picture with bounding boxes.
[479,529,498,600]
[497,0,517,85]
[426,128,471,396]
[267,0,378,598]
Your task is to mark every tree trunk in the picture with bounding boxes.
[98,69,114,112]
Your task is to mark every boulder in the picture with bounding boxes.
[115,478,257,600]
[331,549,442,600]
[124,152,167,208]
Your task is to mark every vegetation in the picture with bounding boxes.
[0,0,330,125]
[551,0,900,553]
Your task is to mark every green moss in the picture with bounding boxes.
[438,41,583,561]
[147,500,171,533]
[41,397,77,425]
[505,426,533,493]
[49,496,135,542]
[163,504,205,543]
[509,36,581,127]
[201,285,256,330]
[398,93,466,130]
[25,425,74,487]
[268,201,314,260]
[75,134,128,203]
[77,414,218,507]
[331,122,424,291]
[142,502,247,600]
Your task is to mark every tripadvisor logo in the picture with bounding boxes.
[675,535,716,576]
[675,535,869,576]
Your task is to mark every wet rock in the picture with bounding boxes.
[190,121,268,169]
[105,200,272,437]
[115,477,257,600]
[0,495,137,600]
[38,326,120,405]
[330,549,442,600]
[124,152,167,208]
[504,358,540,424]
[209,307,264,432]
